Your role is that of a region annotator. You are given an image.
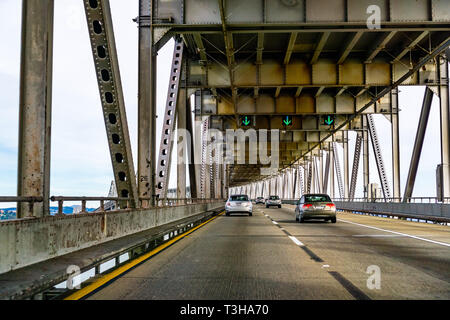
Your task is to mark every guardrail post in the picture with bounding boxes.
[81,200,86,213]
[58,200,63,215]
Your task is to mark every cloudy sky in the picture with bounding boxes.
[0,0,445,208]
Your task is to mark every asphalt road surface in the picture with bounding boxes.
[88,205,450,300]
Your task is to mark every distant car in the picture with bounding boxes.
[255,197,265,204]
[266,195,281,208]
[225,194,253,216]
[295,194,336,223]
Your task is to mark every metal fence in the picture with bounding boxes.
[0,196,226,219]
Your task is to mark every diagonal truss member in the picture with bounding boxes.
[155,38,184,199]
[367,114,391,199]
[83,0,138,207]
[349,132,363,200]
[333,142,345,198]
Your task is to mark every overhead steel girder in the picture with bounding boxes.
[285,37,450,169]
[205,92,393,116]
[83,0,138,208]
[209,114,359,131]
[186,59,437,89]
[153,0,450,26]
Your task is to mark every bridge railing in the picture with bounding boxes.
[332,197,450,204]
[0,196,225,219]
[278,197,450,204]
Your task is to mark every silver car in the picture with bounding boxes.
[295,194,336,223]
[225,194,253,216]
[255,197,265,204]
[266,195,281,208]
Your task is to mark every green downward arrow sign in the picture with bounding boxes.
[283,116,292,126]
[325,116,334,125]
[243,116,250,126]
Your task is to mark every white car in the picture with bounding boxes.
[266,195,281,208]
[225,195,253,216]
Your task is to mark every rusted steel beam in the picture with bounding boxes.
[17,0,54,218]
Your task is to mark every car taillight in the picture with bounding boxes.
[302,204,312,209]
[326,203,335,208]
[226,202,230,206]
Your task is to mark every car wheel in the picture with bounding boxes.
[249,212,252,216]
[295,214,298,221]
[278,205,281,208]
[266,205,268,208]
[226,211,230,216]
[331,217,336,223]
[299,215,305,223]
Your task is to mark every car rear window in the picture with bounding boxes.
[304,195,332,202]
[230,195,249,201]
[269,196,279,200]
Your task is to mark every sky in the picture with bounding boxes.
[0,0,445,208]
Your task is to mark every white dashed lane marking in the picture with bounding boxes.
[288,235,305,247]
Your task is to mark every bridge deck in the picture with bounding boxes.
[86,206,450,300]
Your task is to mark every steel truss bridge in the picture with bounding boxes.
[1,0,450,300]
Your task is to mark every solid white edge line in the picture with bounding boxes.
[289,236,304,247]
[338,218,450,248]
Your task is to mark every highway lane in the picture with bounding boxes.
[87,205,450,300]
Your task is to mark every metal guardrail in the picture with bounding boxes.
[332,197,450,204]
[279,197,450,204]
[1,196,225,218]
[0,196,44,214]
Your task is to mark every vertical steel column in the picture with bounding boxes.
[298,166,304,198]
[362,117,370,200]
[343,131,349,198]
[391,88,401,201]
[293,167,298,199]
[438,56,450,200]
[323,151,330,194]
[17,0,54,218]
[318,150,323,193]
[194,117,203,198]
[312,157,318,193]
[303,163,308,194]
[333,142,344,198]
[329,143,335,199]
[186,92,197,198]
[403,87,433,201]
[137,0,156,207]
[177,88,187,199]
[307,161,313,193]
